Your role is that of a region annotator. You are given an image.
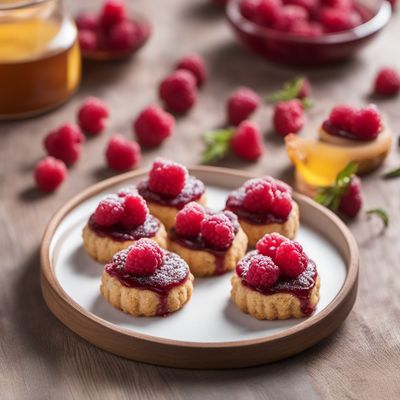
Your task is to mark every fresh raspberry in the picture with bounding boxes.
[76,13,98,31]
[133,105,175,148]
[275,240,308,278]
[159,70,197,113]
[78,97,109,135]
[122,194,149,228]
[175,202,205,238]
[351,105,382,140]
[240,0,260,21]
[99,0,126,30]
[148,159,188,196]
[125,239,164,276]
[227,87,260,126]
[231,120,263,161]
[93,195,125,226]
[283,0,318,15]
[319,8,360,32]
[78,30,98,51]
[338,175,362,217]
[105,134,141,171]
[34,157,67,192]
[43,123,84,166]
[256,0,283,27]
[265,176,292,194]
[200,213,235,250]
[328,104,356,132]
[270,190,293,218]
[176,54,207,88]
[256,233,288,259]
[274,5,308,31]
[244,254,280,289]
[108,20,139,51]
[243,178,275,213]
[374,67,400,96]
[273,99,305,137]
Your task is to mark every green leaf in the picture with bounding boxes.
[314,162,358,213]
[382,167,400,179]
[268,77,314,109]
[201,128,234,164]
[366,208,389,228]
[336,161,358,186]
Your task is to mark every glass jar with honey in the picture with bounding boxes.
[0,0,81,119]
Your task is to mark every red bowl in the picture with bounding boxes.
[226,0,391,66]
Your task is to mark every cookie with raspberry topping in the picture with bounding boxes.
[319,104,392,174]
[225,177,299,247]
[101,240,194,317]
[168,204,248,277]
[82,188,167,263]
[137,159,207,230]
[231,234,320,320]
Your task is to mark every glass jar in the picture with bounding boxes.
[0,0,81,119]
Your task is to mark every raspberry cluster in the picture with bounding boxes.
[93,190,149,229]
[175,203,238,251]
[327,104,382,140]
[241,233,310,289]
[76,0,150,54]
[242,177,293,219]
[239,0,365,37]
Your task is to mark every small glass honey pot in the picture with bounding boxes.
[0,0,81,119]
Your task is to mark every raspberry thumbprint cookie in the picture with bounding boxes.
[82,187,167,263]
[137,159,206,230]
[168,202,248,277]
[101,239,194,317]
[225,177,299,247]
[319,104,391,174]
[231,233,320,320]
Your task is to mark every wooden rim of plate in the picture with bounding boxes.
[40,166,359,368]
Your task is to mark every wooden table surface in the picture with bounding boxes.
[1,0,400,398]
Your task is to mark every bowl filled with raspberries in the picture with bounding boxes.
[76,0,151,61]
[226,0,391,65]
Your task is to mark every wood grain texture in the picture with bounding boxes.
[1,0,400,398]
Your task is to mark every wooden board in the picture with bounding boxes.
[2,0,400,397]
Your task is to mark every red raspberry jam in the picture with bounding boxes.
[137,175,205,209]
[169,210,239,275]
[105,248,190,316]
[89,214,160,241]
[225,186,291,225]
[322,120,362,141]
[236,251,318,316]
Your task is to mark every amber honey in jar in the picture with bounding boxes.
[0,0,81,119]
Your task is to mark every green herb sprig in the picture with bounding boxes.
[268,78,313,109]
[202,128,234,163]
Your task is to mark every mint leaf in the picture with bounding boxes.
[366,208,389,228]
[268,77,313,109]
[383,167,400,179]
[202,128,234,164]
[314,162,358,212]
